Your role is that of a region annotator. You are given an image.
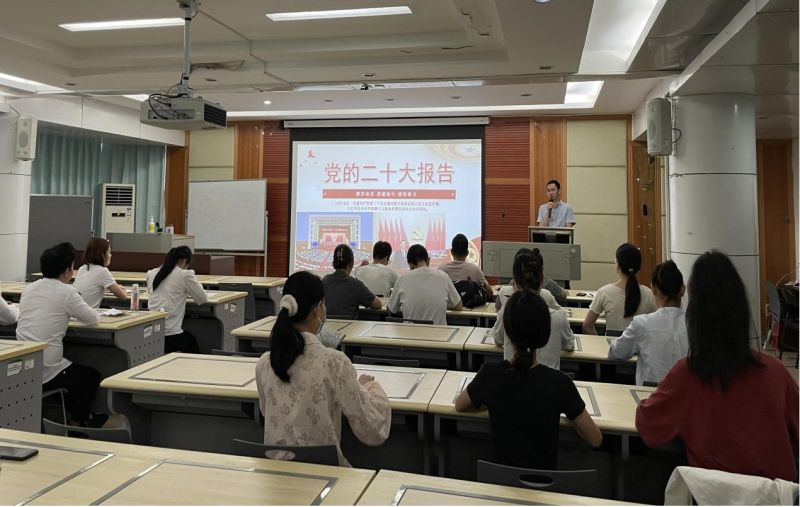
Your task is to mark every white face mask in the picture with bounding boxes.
[314,303,326,335]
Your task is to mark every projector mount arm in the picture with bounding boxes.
[176,0,198,97]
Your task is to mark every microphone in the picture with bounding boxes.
[548,198,553,218]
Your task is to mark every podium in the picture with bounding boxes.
[528,226,574,244]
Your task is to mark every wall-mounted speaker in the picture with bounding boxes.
[646,98,672,156]
[16,116,37,161]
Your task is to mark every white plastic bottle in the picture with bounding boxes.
[130,284,140,311]
[148,216,156,233]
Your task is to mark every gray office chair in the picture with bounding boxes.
[386,316,434,325]
[643,381,658,387]
[232,438,339,466]
[476,460,601,498]
[42,418,132,444]
[42,388,68,427]
[218,283,256,324]
[353,355,421,368]
[211,349,262,358]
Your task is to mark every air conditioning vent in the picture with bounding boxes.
[104,186,134,206]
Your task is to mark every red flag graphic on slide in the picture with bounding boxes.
[390,220,397,247]
[400,219,408,243]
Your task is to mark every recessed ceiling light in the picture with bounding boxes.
[263,100,272,105]
[521,93,532,97]
[323,99,333,103]
[266,7,411,22]
[65,82,77,86]
[534,0,552,3]
[362,72,376,78]
[386,98,396,102]
[451,95,462,99]
[60,18,184,32]
[205,78,217,82]
[538,65,553,70]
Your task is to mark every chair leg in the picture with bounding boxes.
[58,391,67,426]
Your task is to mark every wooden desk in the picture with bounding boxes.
[357,469,634,506]
[565,289,596,307]
[427,370,655,480]
[0,340,47,432]
[0,428,374,505]
[361,298,492,327]
[101,353,443,457]
[463,329,636,374]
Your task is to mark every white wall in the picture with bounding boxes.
[188,127,235,181]
[4,95,185,146]
[0,115,32,281]
[567,119,629,289]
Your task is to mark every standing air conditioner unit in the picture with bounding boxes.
[100,184,135,238]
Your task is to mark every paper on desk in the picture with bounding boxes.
[100,308,126,317]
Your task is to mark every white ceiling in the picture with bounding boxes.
[0,0,795,135]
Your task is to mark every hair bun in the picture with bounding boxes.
[279,294,299,317]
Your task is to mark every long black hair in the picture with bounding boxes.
[503,289,551,371]
[616,243,642,317]
[512,248,543,291]
[686,250,761,391]
[153,246,193,290]
[332,244,354,270]
[270,271,324,383]
[651,260,683,302]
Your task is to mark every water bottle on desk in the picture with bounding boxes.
[131,284,140,311]
[148,216,156,233]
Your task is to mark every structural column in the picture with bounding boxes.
[0,114,31,281]
[668,94,760,335]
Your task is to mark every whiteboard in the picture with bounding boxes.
[187,179,266,251]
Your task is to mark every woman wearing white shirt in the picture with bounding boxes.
[609,260,689,385]
[17,242,103,427]
[146,246,208,353]
[583,243,657,335]
[256,271,391,466]
[73,238,127,308]
[0,291,18,325]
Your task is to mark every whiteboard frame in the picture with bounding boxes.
[186,179,268,273]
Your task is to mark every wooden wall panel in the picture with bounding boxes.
[484,118,530,242]
[263,122,291,276]
[165,132,189,234]
[234,122,265,180]
[529,118,566,224]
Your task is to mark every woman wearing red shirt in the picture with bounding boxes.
[636,251,798,481]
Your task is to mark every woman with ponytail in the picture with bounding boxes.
[456,289,602,469]
[490,248,574,369]
[608,260,689,385]
[146,246,208,353]
[255,271,391,466]
[583,243,657,335]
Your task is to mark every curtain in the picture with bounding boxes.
[31,126,166,234]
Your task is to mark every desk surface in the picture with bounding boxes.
[0,339,47,361]
[0,428,374,506]
[108,272,287,289]
[375,298,494,319]
[357,469,635,506]
[68,310,166,331]
[100,353,445,412]
[463,330,636,364]
[428,370,654,434]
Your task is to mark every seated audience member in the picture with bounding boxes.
[256,271,391,466]
[439,234,493,299]
[491,249,574,369]
[353,241,398,297]
[392,240,409,270]
[388,244,462,325]
[147,246,208,353]
[583,243,657,335]
[636,251,799,481]
[456,290,602,469]
[609,260,689,385]
[17,242,104,427]
[322,244,382,318]
[73,237,127,308]
[0,290,18,325]
[495,248,565,310]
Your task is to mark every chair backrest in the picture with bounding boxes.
[211,349,262,358]
[476,460,601,498]
[218,283,256,323]
[42,418,132,444]
[231,439,339,466]
[353,355,421,368]
[385,316,434,325]
[604,329,623,337]
[764,281,782,318]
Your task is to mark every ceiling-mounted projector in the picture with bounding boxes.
[140,96,226,130]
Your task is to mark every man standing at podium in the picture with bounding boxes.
[536,179,575,228]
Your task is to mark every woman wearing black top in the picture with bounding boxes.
[455,289,602,469]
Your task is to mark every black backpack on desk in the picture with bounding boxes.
[454,279,487,308]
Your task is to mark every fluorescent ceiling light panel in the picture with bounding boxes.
[267,7,411,21]
[564,81,603,105]
[294,80,483,91]
[0,72,66,93]
[123,94,150,102]
[60,18,184,31]
[578,0,662,73]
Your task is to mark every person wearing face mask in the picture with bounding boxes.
[255,271,391,466]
